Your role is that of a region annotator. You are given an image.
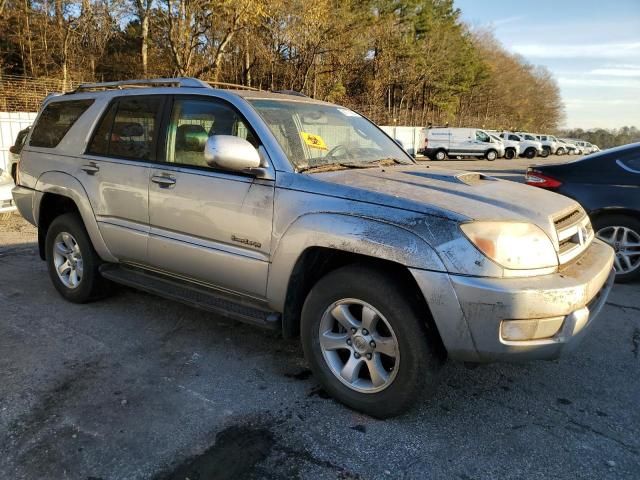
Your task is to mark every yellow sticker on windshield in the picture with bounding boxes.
[300,132,328,150]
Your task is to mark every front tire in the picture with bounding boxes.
[504,148,515,160]
[301,265,442,418]
[45,213,112,302]
[540,147,550,158]
[594,215,640,283]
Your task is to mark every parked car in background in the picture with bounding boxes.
[0,166,17,220]
[556,138,576,155]
[489,133,519,159]
[561,138,583,155]
[8,126,31,183]
[12,77,615,417]
[571,140,597,154]
[526,142,640,281]
[532,134,561,156]
[499,132,543,159]
[424,127,505,160]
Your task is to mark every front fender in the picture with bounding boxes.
[266,213,446,311]
[35,171,117,262]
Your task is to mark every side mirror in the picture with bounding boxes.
[204,135,261,172]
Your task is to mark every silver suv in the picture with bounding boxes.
[13,78,615,417]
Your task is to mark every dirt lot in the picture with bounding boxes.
[1,162,639,479]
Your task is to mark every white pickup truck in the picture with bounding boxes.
[499,132,543,159]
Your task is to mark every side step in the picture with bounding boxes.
[99,264,281,330]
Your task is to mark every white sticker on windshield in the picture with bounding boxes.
[337,108,361,117]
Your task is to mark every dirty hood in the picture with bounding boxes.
[313,164,579,233]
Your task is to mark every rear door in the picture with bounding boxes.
[147,95,274,298]
[82,95,166,263]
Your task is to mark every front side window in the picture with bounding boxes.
[30,99,94,148]
[249,99,412,170]
[88,96,163,160]
[476,130,490,142]
[165,97,258,169]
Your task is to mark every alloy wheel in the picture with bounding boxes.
[53,231,84,289]
[318,299,399,394]
[596,226,640,274]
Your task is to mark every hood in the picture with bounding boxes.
[312,164,578,236]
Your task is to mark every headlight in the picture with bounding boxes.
[460,222,557,270]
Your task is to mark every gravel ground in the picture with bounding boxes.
[1,164,639,480]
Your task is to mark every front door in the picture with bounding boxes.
[147,95,274,298]
[82,95,166,263]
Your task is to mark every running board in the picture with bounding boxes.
[99,264,281,330]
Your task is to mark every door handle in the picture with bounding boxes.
[81,163,99,175]
[151,175,176,188]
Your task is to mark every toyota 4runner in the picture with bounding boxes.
[13,78,615,417]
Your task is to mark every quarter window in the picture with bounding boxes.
[166,97,258,169]
[88,96,164,160]
[30,99,94,148]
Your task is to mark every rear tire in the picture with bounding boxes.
[524,147,536,159]
[301,265,442,418]
[434,149,447,161]
[45,213,112,302]
[594,215,640,283]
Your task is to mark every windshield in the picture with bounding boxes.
[490,134,502,142]
[524,134,537,141]
[249,99,413,170]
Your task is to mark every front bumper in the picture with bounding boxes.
[411,239,615,362]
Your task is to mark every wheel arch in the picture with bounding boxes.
[589,207,640,224]
[267,213,446,340]
[35,172,116,262]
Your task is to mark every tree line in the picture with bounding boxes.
[1,0,564,130]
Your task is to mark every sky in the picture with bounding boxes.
[454,0,640,130]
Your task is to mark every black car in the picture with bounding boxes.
[525,142,640,282]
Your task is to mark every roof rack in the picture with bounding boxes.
[71,77,210,93]
[206,81,260,91]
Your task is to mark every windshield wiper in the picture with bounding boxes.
[297,162,376,173]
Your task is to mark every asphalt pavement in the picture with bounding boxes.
[1,161,639,480]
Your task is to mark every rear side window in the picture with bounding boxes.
[30,100,94,148]
[88,96,164,161]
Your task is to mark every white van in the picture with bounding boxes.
[424,128,505,161]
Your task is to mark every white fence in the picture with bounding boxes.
[380,126,426,156]
[0,112,37,171]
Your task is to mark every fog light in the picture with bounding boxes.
[501,316,564,341]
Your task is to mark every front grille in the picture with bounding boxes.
[553,208,593,264]
[554,209,585,231]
